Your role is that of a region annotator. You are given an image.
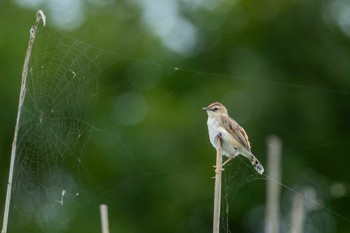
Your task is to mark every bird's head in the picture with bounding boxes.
[202,102,228,118]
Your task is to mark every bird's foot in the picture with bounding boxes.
[222,155,235,167]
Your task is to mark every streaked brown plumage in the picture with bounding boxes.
[203,102,264,174]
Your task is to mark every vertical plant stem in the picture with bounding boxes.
[213,137,222,233]
[265,135,282,233]
[100,204,110,233]
[289,192,305,233]
[289,187,316,233]
[1,11,46,233]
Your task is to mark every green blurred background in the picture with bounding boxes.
[1,0,350,232]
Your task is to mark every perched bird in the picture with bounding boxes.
[202,102,264,174]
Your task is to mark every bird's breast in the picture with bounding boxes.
[207,118,224,146]
[207,117,238,157]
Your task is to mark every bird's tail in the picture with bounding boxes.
[248,153,264,175]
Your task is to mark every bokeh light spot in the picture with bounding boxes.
[113,91,148,126]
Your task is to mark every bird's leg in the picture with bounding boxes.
[222,155,235,167]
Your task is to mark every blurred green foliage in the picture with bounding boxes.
[0,0,350,232]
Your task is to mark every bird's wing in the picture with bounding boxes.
[221,115,251,152]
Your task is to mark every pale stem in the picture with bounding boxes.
[289,193,305,233]
[289,187,317,233]
[265,135,282,233]
[100,204,110,233]
[213,136,222,233]
[1,10,46,233]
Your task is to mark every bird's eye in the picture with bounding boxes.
[213,107,218,111]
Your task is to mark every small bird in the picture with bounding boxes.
[203,102,264,174]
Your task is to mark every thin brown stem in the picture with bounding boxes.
[1,10,46,233]
[213,136,222,233]
[100,204,110,233]
[265,135,282,233]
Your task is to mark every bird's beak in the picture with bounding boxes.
[202,107,208,111]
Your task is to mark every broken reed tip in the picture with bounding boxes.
[37,10,46,26]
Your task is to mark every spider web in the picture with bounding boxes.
[4,21,266,232]
[219,156,346,233]
[7,22,104,232]
[3,13,350,233]
[220,157,265,233]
